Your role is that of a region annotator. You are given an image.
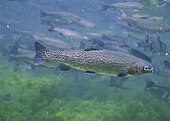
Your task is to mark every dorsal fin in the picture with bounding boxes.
[84,45,103,51]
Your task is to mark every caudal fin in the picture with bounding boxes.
[40,9,47,17]
[100,2,111,11]
[34,42,47,65]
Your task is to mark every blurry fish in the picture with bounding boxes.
[8,42,59,71]
[76,18,96,29]
[128,48,152,62]
[34,42,154,77]
[48,26,89,40]
[40,10,81,23]
[146,80,170,92]
[110,76,131,90]
[101,1,144,11]
[159,0,170,5]
[164,60,170,72]
[137,35,169,55]
[40,10,95,29]
[0,93,12,101]
[40,16,73,26]
[29,31,72,49]
[119,11,170,33]
[145,82,170,102]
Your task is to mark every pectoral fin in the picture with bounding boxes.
[85,71,96,73]
[117,73,128,77]
[84,45,103,51]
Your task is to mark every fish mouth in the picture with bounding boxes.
[149,67,154,73]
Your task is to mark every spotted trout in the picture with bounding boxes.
[34,42,154,77]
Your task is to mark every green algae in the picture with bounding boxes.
[0,59,170,121]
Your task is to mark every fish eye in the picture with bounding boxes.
[144,66,150,71]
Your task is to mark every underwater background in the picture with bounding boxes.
[0,0,170,121]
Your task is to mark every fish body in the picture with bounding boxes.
[40,10,95,29]
[101,2,144,10]
[41,16,73,26]
[30,32,72,49]
[76,18,96,29]
[34,42,154,77]
[159,0,170,5]
[40,10,81,23]
[48,27,89,40]
[120,11,170,33]
[137,35,169,55]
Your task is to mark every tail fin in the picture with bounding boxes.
[145,81,156,88]
[8,42,19,55]
[34,42,47,65]
[100,2,111,10]
[40,9,47,17]
[48,26,55,32]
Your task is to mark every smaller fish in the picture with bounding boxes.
[48,26,89,40]
[76,18,96,29]
[159,0,170,5]
[119,11,170,33]
[164,60,170,72]
[40,10,81,23]
[40,16,73,26]
[29,31,72,49]
[137,35,170,55]
[146,80,170,92]
[110,76,130,90]
[0,93,12,101]
[101,2,144,11]
[145,82,170,102]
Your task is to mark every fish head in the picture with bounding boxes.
[128,61,154,75]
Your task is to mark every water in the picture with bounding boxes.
[0,0,170,121]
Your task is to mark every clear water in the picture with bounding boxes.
[0,0,170,121]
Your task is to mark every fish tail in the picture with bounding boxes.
[40,9,47,17]
[8,42,19,62]
[8,42,19,55]
[48,26,55,32]
[100,2,111,11]
[34,42,47,65]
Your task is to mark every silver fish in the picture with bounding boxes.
[101,2,144,10]
[48,26,89,40]
[119,11,170,33]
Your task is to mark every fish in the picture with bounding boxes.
[40,16,74,26]
[40,10,95,29]
[159,0,170,5]
[19,31,72,49]
[137,35,169,55]
[119,11,170,33]
[164,60,170,72]
[145,81,170,102]
[101,2,144,11]
[48,26,89,40]
[146,80,170,92]
[40,10,81,24]
[0,93,12,101]
[76,18,96,29]
[34,42,154,77]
